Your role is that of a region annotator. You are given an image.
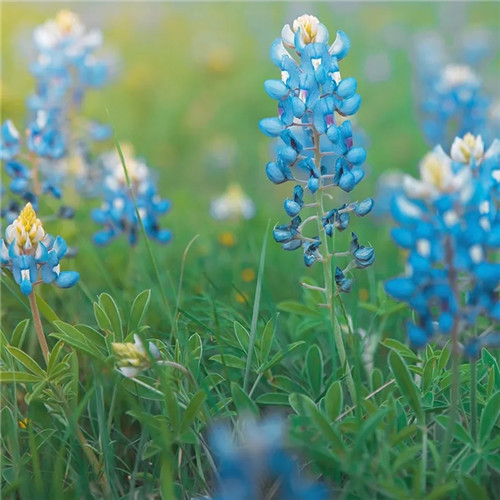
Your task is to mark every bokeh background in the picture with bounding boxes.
[1,1,499,329]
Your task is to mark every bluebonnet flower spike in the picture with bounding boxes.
[385,133,500,349]
[1,202,79,295]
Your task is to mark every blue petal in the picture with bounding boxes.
[55,271,80,288]
[385,277,416,301]
[264,80,289,100]
[259,117,284,137]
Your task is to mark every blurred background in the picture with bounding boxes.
[1,1,499,328]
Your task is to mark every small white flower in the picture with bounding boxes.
[210,183,256,221]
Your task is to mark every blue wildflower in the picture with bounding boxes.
[385,134,500,350]
[91,146,171,246]
[0,202,79,296]
[210,416,329,500]
[261,14,374,292]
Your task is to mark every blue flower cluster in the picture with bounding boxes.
[412,32,498,146]
[210,417,328,500]
[1,10,112,222]
[0,202,79,295]
[385,134,500,354]
[259,15,374,291]
[91,147,171,246]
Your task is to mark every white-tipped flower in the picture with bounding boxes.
[440,64,479,90]
[5,203,45,254]
[112,334,160,378]
[403,147,470,200]
[281,14,328,49]
[450,133,484,164]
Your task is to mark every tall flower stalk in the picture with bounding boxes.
[259,15,375,401]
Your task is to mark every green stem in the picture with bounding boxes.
[421,421,427,495]
[28,292,49,365]
[470,359,477,443]
[312,130,356,403]
[437,237,461,483]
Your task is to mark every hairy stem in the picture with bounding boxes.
[28,292,49,365]
[312,130,356,403]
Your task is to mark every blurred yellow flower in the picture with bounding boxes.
[235,291,249,304]
[241,268,255,283]
[18,418,29,429]
[358,288,369,301]
[218,231,236,247]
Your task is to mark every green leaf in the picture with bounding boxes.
[75,324,107,351]
[258,341,305,372]
[231,382,258,415]
[324,380,343,421]
[180,390,206,434]
[35,293,60,323]
[289,393,316,416]
[51,321,105,361]
[10,319,30,348]
[435,415,473,446]
[301,397,345,457]
[481,349,500,391]
[479,391,500,444]
[6,346,46,378]
[209,354,246,370]
[462,476,488,500]
[98,293,123,341]
[187,333,202,362]
[306,344,323,396]
[128,289,151,334]
[47,341,66,374]
[277,301,321,317]
[0,371,42,383]
[233,321,250,353]
[142,441,161,460]
[437,346,450,373]
[260,315,276,363]
[255,393,290,405]
[421,356,436,393]
[383,339,420,363]
[388,350,423,423]
[93,302,111,332]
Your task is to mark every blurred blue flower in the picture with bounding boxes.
[91,146,171,246]
[385,134,500,351]
[210,416,328,500]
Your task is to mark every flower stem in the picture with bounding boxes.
[312,130,356,403]
[28,292,49,365]
[437,237,461,482]
[470,359,477,443]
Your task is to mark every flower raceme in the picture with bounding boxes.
[0,202,79,295]
[385,133,500,353]
[259,14,374,290]
[91,145,171,246]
